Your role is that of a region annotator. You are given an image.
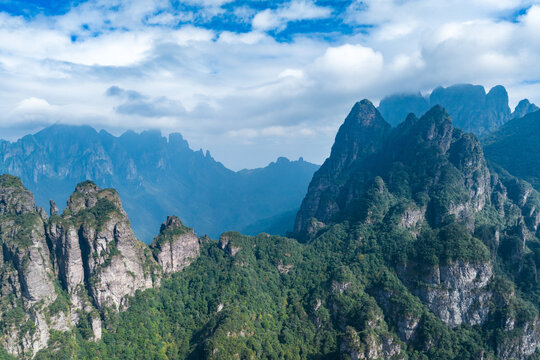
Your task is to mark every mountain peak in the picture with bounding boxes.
[331,99,390,163]
[513,98,539,119]
[0,174,35,215]
[294,100,391,237]
[344,99,384,127]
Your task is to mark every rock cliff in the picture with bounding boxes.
[0,176,200,358]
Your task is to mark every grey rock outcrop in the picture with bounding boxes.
[399,261,493,327]
[0,176,201,358]
[497,317,540,360]
[48,181,157,311]
[151,215,200,274]
[340,323,405,360]
[0,175,65,357]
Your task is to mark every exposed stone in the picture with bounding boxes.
[49,199,58,216]
[399,261,493,327]
[340,326,405,360]
[152,216,200,274]
[399,207,424,229]
[497,317,540,360]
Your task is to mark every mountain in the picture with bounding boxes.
[2,100,539,359]
[0,176,197,357]
[512,99,540,119]
[378,84,538,135]
[293,100,540,357]
[483,109,540,191]
[0,125,319,241]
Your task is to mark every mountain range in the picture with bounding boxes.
[0,125,319,241]
[378,83,539,135]
[1,96,540,359]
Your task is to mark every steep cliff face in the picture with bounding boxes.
[294,100,391,238]
[399,261,493,327]
[0,175,66,357]
[0,176,201,358]
[151,216,200,274]
[48,181,157,312]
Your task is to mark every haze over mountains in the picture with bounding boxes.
[378,84,538,136]
[0,125,319,241]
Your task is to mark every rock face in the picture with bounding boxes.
[48,181,157,312]
[400,261,493,327]
[497,317,540,360]
[0,176,200,358]
[378,84,539,135]
[340,325,405,360]
[0,175,65,357]
[151,216,200,274]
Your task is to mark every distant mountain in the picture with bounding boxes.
[378,84,538,135]
[0,125,319,241]
[483,109,540,191]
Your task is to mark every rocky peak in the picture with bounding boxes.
[513,99,539,119]
[486,85,510,110]
[405,105,453,153]
[296,99,497,240]
[160,215,184,233]
[152,216,200,274]
[0,174,60,357]
[294,101,390,237]
[330,99,391,170]
[0,174,36,215]
[66,180,123,215]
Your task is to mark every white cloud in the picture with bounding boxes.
[310,44,384,91]
[173,26,216,45]
[252,0,332,31]
[1,0,540,169]
[14,97,56,113]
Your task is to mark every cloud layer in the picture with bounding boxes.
[0,0,539,169]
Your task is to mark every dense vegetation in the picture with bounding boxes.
[28,213,538,359]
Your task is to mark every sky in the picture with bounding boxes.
[0,0,540,169]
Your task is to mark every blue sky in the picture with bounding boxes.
[1,0,540,169]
